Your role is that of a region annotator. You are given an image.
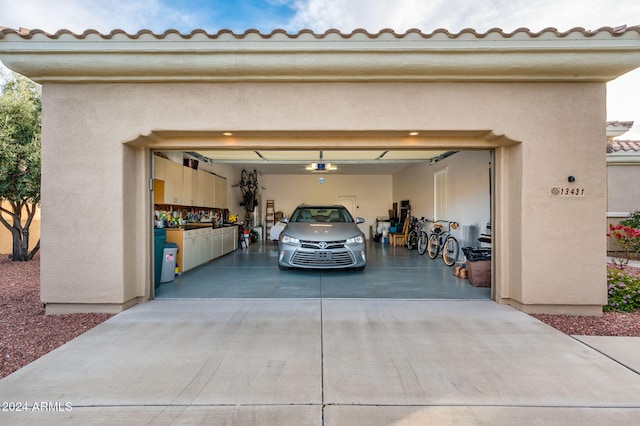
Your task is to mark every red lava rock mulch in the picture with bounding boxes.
[1,253,112,379]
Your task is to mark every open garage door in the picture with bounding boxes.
[151,144,493,301]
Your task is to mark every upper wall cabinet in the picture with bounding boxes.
[154,155,227,209]
[183,167,198,206]
[197,169,215,208]
[153,156,166,181]
[164,160,184,205]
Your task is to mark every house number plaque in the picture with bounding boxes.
[551,187,585,197]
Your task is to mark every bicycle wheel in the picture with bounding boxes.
[407,230,417,250]
[240,169,249,186]
[247,170,258,192]
[417,231,428,255]
[427,234,439,259]
[442,237,459,267]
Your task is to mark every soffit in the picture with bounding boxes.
[1,27,639,83]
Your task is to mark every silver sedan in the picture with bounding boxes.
[278,205,366,270]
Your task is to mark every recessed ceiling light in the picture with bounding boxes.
[223,132,233,136]
[409,132,419,136]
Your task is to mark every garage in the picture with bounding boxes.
[2,27,638,315]
[151,147,493,300]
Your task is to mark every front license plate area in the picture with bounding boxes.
[315,251,332,261]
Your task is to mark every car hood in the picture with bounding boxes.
[282,222,363,241]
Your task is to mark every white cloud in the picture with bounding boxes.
[287,0,640,33]
[0,0,198,33]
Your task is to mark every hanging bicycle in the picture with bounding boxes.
[426,220,460,267]
[233,168,260,214]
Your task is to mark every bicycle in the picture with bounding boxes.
[233,168,260,214]
[406,217,421,250]
[426,220,460,267]
[416,217,434,255]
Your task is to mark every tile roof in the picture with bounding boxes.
[607,140,640,153]
[606,121,634,129]
[2,25,639,84]
[1,25,639,40]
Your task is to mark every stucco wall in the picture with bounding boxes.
[39,81,607,314]
[608,164,640,213]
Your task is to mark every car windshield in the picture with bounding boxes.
[290,207,354,223]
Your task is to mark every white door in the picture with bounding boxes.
[338,196,357,219]
[434,168,448,221]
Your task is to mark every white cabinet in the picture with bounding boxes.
[164,160,184,205]
[166,226,237,274]
[153,156,166,180]
[212,228,224,259]
[197,169,215,208]
[183,167,198,207]
[182,228,214,272]
[199,228,212,265]
[182,230,198,272]
[222,226,237,253]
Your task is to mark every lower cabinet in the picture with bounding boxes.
[166,225,238,273]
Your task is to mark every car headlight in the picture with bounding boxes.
[281,235,300,244]
[346,235,364,245]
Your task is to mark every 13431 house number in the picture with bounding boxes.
[551,187,585,197]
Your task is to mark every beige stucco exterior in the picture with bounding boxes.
[1,27,639,315]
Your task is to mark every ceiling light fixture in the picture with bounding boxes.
[409,131,419,136]
[222,132,233,136]
[306,151,337,172]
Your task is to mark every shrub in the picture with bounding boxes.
[608,224,640,263]
[605,265,640,312]
[620,210,640,230]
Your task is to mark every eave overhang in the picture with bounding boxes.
[1,27,640,83]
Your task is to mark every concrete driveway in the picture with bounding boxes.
[1,298,640,424]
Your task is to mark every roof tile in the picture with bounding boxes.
[607,140,640,153]
[1,26,639,40]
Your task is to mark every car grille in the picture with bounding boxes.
[300,240,345,249]
[291,249,356,267]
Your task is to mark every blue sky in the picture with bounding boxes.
[1,0,640,137]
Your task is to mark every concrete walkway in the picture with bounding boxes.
[1,299,640,424]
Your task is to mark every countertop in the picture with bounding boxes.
[161,223,238,231]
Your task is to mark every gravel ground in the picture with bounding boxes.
[0,254,112,379]
[1,254,640,380]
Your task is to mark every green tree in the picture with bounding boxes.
[0,72,41,261]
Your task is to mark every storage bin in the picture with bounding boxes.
[154,228,166,289]
[466,260,491,287]
[463,247,491,287]
[161,242,179,283]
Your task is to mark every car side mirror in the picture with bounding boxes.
[279,217,289,223]
[356,217,365,224]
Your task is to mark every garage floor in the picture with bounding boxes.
[155,240,491,299]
